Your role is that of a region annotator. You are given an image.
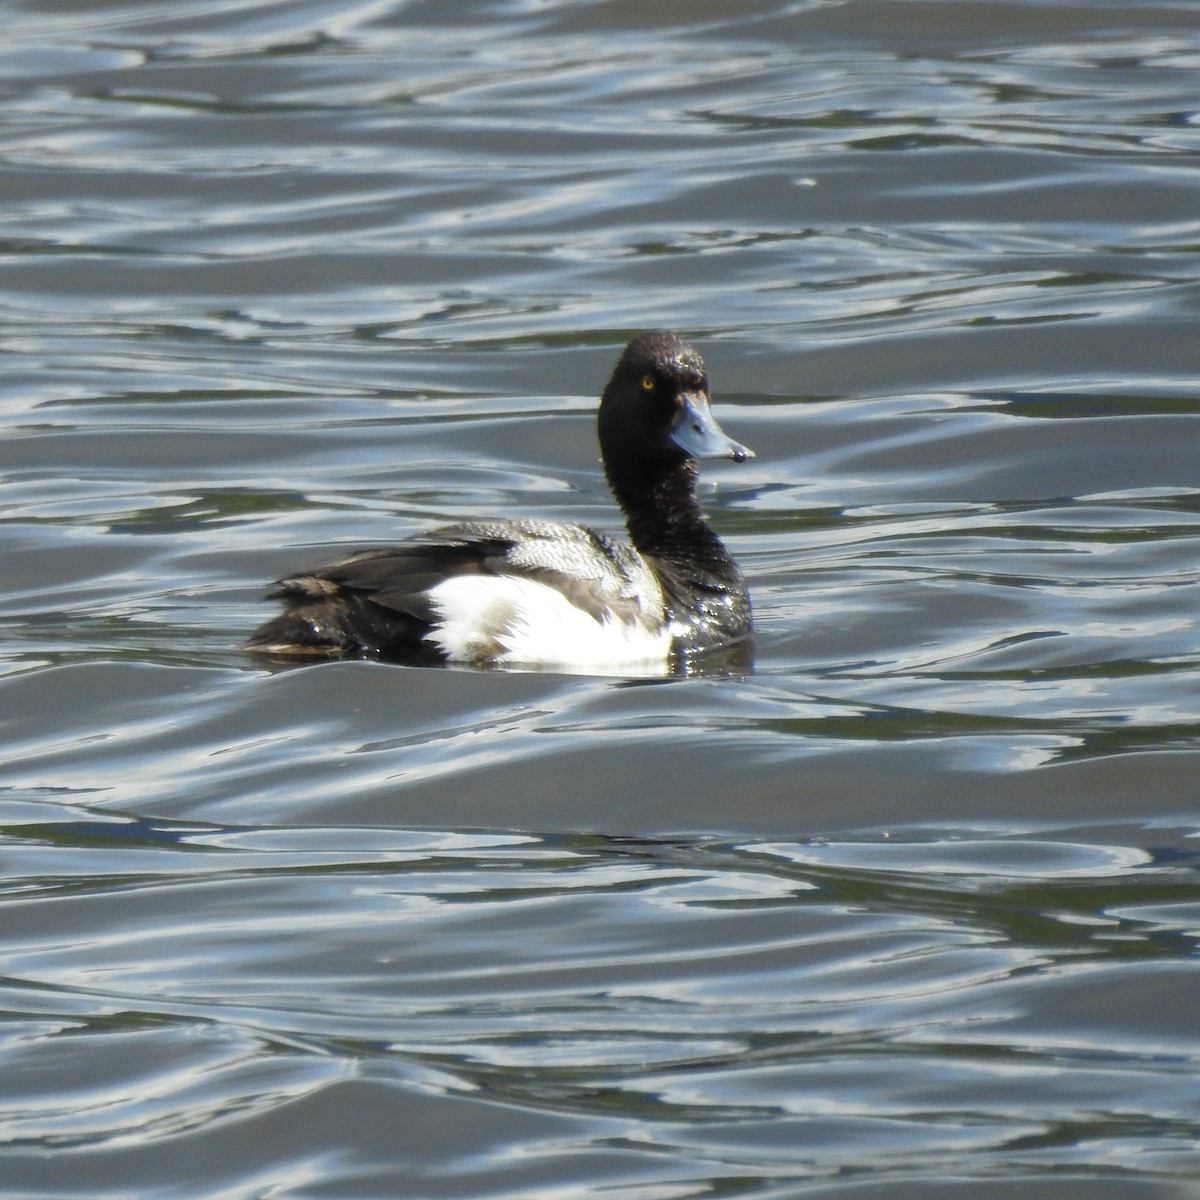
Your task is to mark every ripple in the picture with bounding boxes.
[1,0,1199,1195]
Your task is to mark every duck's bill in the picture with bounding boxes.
[671,393,755,462]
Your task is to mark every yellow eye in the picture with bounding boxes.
[640,375,655,391]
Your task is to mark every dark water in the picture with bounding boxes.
[2,1,1199,1196]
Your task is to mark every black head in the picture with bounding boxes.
[597,331,753,470]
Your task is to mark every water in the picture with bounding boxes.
[1,0,1199,1196]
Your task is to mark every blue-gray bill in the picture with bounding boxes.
[670,393,754,462]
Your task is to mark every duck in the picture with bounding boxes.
[245,330,753,671]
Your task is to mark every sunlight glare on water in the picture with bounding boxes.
[0,0,1199,1197]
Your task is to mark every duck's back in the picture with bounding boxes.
[245,518,670,667]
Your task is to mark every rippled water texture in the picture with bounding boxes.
[1,1,1199,1197]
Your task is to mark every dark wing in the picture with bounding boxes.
[268,537,507,625]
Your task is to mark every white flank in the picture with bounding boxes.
[424,575,670,670]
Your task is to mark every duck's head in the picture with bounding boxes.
[598,331,754,470]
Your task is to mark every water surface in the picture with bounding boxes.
[1,1,1199,1196]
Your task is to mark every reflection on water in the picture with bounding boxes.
[1,0,1199,1197]
[2,811,1199,1195]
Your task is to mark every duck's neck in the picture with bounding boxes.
[607,456,740,581]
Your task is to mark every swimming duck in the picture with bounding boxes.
[245,331,753,670]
